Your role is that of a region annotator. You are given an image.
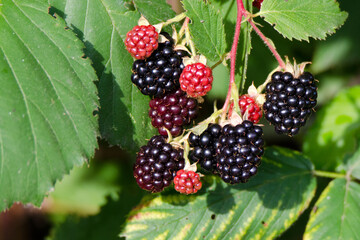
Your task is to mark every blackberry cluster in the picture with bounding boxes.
[149,89,198,137]
[131,38,187,98]
[133,135,185,193]
[217,121,264,184]
[264,71,317,136]
[188,124,222,173]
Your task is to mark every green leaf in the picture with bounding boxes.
[0,0,98,211]
[304,179,360,240]
[303,87,360,171]
[51,160,144,240]
[341,145,360,180]
[121,147,316,240]
[133,0,176,24]
[50,0,157,152]
[259,0,348,41]
[47,162,120,215]
[182,0,227,61]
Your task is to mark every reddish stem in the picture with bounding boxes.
[179,17,190,36]
[247,18,286,69]
[222,0,245,115]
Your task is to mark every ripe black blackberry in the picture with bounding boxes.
[188,124,222,173]
[149,89,198,137]
[264,71,317,136]
[216,121,264,184]
[133,135,185,193]
[131,34,187,98]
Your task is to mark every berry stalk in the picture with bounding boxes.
[162,12,187,27]
[313,170,348,180]
[222,0,245,118]
[247,18,286,70]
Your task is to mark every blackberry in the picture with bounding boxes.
[216,121,264,184]
[238,95,263,124]
[174,170,202,194]
[133,135,185,193]
[125,25,159,60]
[188,123,222,173]
[179,63,213,98]
[253,0,263,9]
[149,89,198,137]
[264,71,317,136]
[131,36,187,98]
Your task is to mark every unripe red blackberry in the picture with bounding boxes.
[263,71,317,136]
[149,89,198,137]
[179,63,213,98]
[174,170,202,194]
[238,95,263,124]
[188,124,222,173]
[131,38,187,98]
[125,25,159,60]
[253,0,263,9]
[216,121,264,184]
[133,135,185,193]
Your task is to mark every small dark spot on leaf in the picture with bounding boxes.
[261,221,268,227]
[211,214,216,220]
[186,217,188,220]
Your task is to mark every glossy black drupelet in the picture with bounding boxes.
[263,71,317,136]
[133,135,185,193]
[188,124,222,173]
[131,38,187,98]
[216,121,264,184]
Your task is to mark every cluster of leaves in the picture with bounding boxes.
[0,0,357,239]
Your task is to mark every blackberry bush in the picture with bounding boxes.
[131,39,187,98]
[216,121,264,184]
[149,89,199,137]
[188,123,222,173]
[263,71,317,136]
[9,1,349,239]
[133,135,185,193]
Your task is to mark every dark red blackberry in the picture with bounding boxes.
[188,124,222,173]
[253,0,263,9]
[216,121,264,184]
[263,71,317,136]
[131,36,187,98]
[149,89,198,137]
[133,135,185,193]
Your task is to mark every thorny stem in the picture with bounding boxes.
[221,0,245,120]
[247,18,286,69]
